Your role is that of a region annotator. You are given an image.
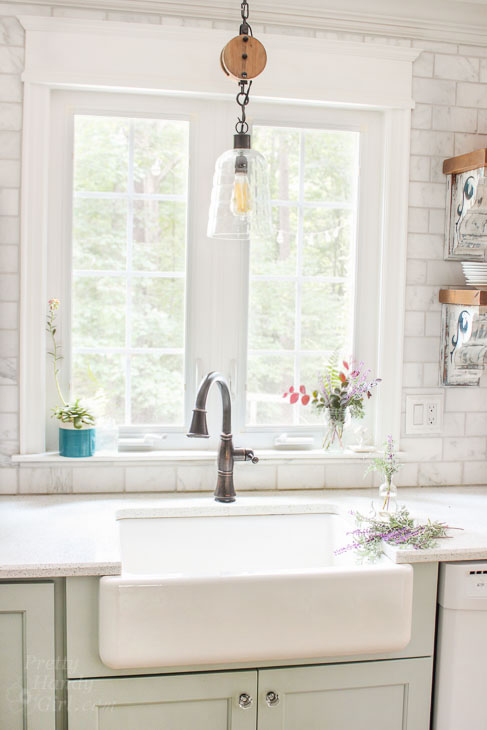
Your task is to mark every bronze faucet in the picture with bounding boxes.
[187,371,258,502]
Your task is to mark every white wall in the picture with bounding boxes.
[0,1,486,493]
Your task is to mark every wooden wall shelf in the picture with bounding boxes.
[439,288,487,306]
[443,149,487,176]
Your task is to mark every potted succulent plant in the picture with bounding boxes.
[47,298,96,457]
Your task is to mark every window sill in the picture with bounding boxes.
[12,449,380,466]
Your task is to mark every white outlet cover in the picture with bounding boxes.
[405,394,444,435]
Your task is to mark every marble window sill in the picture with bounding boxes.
[12,449,379,466]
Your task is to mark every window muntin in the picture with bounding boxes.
[71,115,189,426]
[246,125,359,426]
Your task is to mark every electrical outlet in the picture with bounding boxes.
[406,394,444,434]
[426,402,438,427]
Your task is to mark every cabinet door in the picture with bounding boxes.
[259,658,432,730]
[68,670,257,730]
[0,583,55,730]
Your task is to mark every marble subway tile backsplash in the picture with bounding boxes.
[18,467,73,494]
[72,466,125,493]
[4,453,482,495]
[125,465,176,492]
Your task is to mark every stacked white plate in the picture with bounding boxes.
[462,262,487,287]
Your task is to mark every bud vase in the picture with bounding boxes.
[323,407,350,451]
[378,478,398,514]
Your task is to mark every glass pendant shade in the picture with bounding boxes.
[207,145,273,240]
[458,177,487,247]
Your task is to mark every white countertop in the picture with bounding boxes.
[1,487,487,578]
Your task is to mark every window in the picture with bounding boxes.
[71,115,189,426]
[247,125,359,427]
[45,90,383,450]
[20,20,415,457]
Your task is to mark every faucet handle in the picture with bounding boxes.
[233,447,259,463]
[245,449,259,464]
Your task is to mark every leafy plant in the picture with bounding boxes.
[52,399,96,430]
[336,507,454,561]
[47,299,96,429]
[284,355,381,420]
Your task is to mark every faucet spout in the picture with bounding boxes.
[187,371,232,437]
[187,371,258,502]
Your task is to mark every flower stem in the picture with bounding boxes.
[47,308,67,406]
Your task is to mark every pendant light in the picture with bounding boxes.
[207,1,273,240]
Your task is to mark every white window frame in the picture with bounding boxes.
[239,104,384,447]
[18,16,419,456]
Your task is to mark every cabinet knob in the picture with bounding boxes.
[238,692,253,709]
[266,690,280,707]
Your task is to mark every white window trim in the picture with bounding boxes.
[47,92,383,452]
[18,16,420,457]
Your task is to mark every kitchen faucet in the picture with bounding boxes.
[187,371,258,502]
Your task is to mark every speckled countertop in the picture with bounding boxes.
[1,486,487,578]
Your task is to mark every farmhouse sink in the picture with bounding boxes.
[99,499,413,669]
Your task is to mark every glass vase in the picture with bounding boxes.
[323,407,350,451]
[378,478,398,514]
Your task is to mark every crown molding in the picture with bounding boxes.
[10,0,487,45]
[18,15,420,62]
[18,17,419,109]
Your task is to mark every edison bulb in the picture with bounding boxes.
[207,139,272,240]
[231,153,251,217]
[231,171,251,216]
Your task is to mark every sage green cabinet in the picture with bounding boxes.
[0,583,56,730]
[258,658,433,730]
[68,670,257,730]
[68,659,432,730]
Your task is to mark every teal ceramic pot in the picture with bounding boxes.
[59,426,96,457]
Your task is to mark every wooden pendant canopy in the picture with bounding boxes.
[220,34,267,81]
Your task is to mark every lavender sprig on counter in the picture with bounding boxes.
[336,507,453,561]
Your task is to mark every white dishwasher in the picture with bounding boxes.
[433,561,487,730]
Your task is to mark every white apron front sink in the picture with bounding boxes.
[99,499,413,669]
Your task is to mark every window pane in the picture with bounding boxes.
[250,205,298,276]
[248,280,295,351]
[301,281,352,352]
[248,124,359,426]
[246,353,295,426]
[131,277,184,349]
[302,208,353,277]
[72,276,126,348]
[303,130,357,203]
[71,115,189,426]
[73,198,127,271]
[131,354,184,425]
[74,116,129,193]
[133,119,188,196]
[133,200,186,272]
[72,353,125,424]
[252,126,300,201]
